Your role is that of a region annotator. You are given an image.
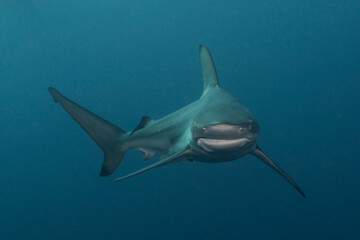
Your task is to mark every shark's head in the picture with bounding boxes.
[191,98,259,160]
[186,45,259,161]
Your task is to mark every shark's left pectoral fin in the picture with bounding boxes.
[252,145,306,198]
[113,148,188,182]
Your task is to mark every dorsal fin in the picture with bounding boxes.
[130,116,152,135]
[199,45,219,96]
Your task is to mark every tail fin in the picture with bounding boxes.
[48,87,127,176]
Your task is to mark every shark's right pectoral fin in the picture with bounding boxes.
[113,148,189,182]
[252,145,306,198]
[48,87,127,177]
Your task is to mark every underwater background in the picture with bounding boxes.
[1,0,359,239]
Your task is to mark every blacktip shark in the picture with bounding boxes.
[48,45,305,197]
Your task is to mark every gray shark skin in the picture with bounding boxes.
[48,45,305,198]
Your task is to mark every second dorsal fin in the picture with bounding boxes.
[130,116,152,135]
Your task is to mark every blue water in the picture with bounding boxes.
[1,1,359,239]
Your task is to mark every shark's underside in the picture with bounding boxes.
[49,45,305,197]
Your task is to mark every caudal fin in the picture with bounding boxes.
[48,87,127,176]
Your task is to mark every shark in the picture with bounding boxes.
[48,45,305,197]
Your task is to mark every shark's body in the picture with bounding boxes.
[49,45,305,197]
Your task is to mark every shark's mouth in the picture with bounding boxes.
[197,137,252,152]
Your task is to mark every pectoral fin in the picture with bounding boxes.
[252,145,305,198]
[113,148,188,182]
